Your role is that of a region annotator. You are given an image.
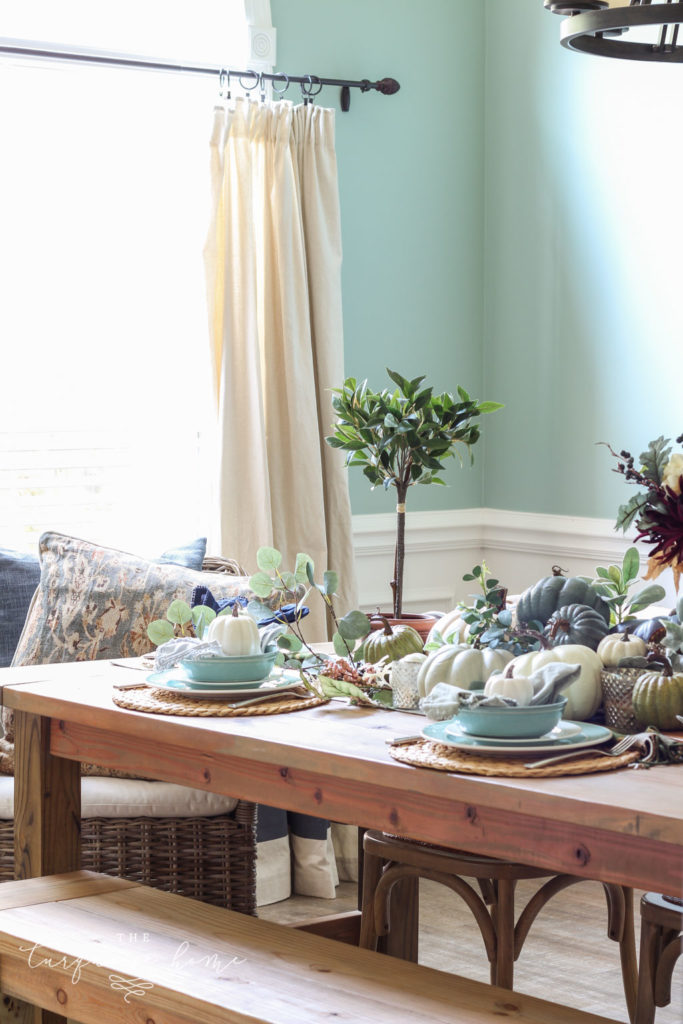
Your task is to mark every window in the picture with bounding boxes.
[0,1,253,558]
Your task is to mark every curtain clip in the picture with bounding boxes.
[219,68,231,102]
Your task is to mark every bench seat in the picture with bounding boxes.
[0,871,622,1024]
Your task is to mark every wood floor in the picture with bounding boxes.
[259,879,682,1024]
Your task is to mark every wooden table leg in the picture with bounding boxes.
[12,711,81,1024]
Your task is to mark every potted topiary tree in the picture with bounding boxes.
[326,368,502,634]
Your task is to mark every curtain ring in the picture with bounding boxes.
[272,72,289,96]
[238,69,260,92]
[301,74,322,105]
[259,72,266,103]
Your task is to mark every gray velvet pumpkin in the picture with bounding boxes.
[543,603,610,651]
[515,571,610,627]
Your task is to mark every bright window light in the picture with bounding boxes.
[0,3,250,558]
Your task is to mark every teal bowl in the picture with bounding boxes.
[179,651,278,683]
[456,698,568,739]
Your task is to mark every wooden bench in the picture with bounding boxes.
[0,871,622,1024]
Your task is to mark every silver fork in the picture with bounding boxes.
[524,733,639,770]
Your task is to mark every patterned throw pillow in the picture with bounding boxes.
[0,537,207,669]
[0,532,257,774]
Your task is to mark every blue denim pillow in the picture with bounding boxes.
[0,537,207,668]
[156,537,207,571]
[0,548,40,668]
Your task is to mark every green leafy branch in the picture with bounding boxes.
[147,600,217,646]
[248,546,370,671]
[579,546,666,626]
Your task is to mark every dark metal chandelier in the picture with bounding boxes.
[545,1,683,61]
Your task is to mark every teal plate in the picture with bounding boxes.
[422,719,613,756]
[444,719,582,747]
[146,667,301,699]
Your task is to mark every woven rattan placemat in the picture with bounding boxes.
[389,740,641,777]
[112,687,327,717]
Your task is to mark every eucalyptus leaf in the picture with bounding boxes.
[147,619,175,646]
[323,570,338,596]
[295,553,314,584]
[279,571,298,593]
[191,605,215,639]
[256,546,282,573]
[166,600,192,626]
[247,598,278,622]
[338,609,372,640]
[333,632,351,658]
[249,572,275,598]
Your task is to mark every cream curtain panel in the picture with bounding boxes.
[204,98,358,639]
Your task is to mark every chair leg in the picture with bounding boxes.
[636,915,662,1024]
[359,847,383,951]
[382,874,419,961]
[491,879,516,989]
[613,887,637,1024]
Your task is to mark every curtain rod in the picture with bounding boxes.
[0,39,400,113]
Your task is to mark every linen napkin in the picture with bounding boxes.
[419,662,581,721]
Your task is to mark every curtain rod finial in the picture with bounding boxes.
[377,77,400,96]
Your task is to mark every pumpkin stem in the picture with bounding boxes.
[231,603,239,618]
[646,651,673,676]
[551,565,568,577]
[503,662,515,678]
[379,615,394,637]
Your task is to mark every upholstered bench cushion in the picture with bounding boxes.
[0,775,238,818]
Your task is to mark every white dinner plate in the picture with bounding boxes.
[443,719,583,747]
[422,719,613,756]
[146,669,301,701]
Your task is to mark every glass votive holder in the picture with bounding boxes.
[390,655,425,710]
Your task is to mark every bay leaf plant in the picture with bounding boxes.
[326,369,503,619]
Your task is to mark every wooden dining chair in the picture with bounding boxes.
[359,830,637,1023]
[635,892,682,1024]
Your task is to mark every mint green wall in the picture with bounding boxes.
[482,1,683,517]
[272,1,682,520]
[270,0,487,515]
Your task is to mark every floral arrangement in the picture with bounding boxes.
[603,434,683,591]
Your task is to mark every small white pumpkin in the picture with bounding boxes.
[483,665,534,706]
[417,645,514,698]
[207,605,260,656]
[596,632,648,668]
[507,644,602,721]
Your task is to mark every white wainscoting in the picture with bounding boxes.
[352,508,677,613]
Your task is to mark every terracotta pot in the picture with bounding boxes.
[367,612,440,643]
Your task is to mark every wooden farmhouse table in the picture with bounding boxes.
[0,658,682,1024]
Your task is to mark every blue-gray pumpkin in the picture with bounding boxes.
[543,603,610,650]
[516,570,609,627]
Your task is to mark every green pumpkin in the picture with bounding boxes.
[516,569,609,627]
[543,603,610,651]
[632,667,683,730]
[363,618,423,664]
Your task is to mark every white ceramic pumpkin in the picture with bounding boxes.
[596,632,647,668]
[416,645,514,698]
[207,606,260,656]
[507,644,602,721]
[425,607,469,646]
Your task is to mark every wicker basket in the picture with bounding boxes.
[0,801,257,914]
[600,668,647,734]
